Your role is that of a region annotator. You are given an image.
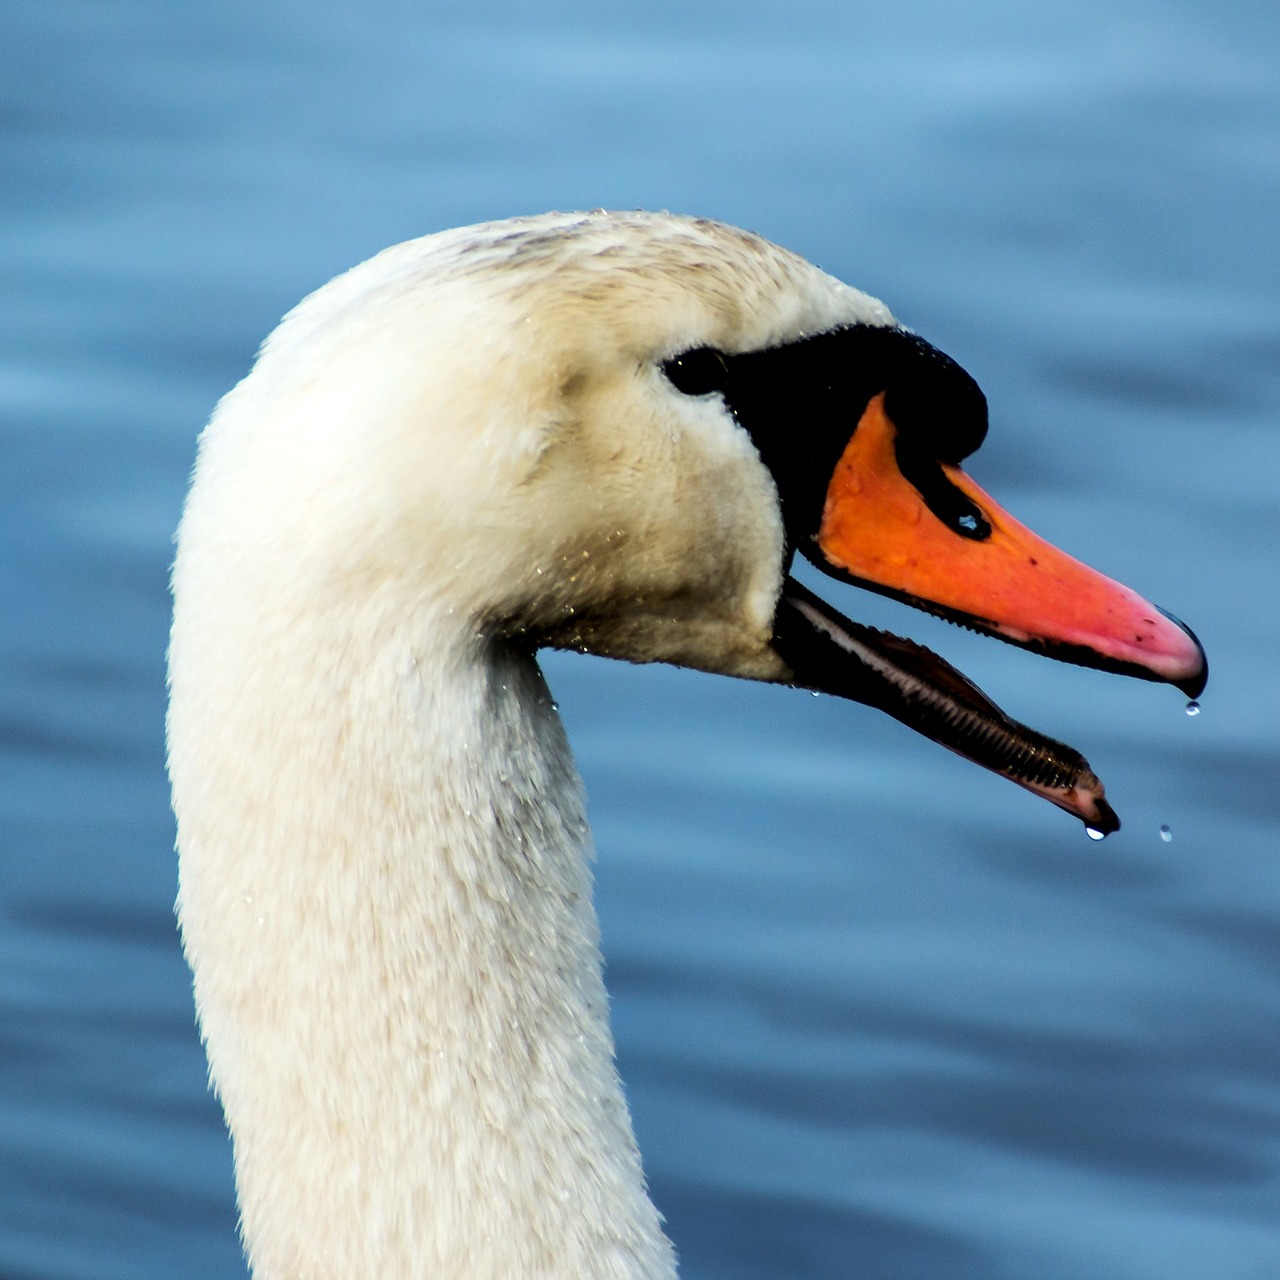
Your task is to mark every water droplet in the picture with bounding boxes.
[1185,700,1200,716]
[1159,824,1173,843]
[810,690,820,698]
[1085,826,1107,842]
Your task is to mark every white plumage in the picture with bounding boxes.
[167,209,1204,1279]
[168,211,893,1279]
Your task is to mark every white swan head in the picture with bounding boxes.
[168,211,1209,1279]
[178,209,1205,830]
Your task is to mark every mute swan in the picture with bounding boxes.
[167,211,1206,1279]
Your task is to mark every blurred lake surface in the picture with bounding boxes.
[2,1,1278,1276]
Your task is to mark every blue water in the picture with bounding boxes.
[3,1,1278,1276]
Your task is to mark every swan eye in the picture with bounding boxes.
[662,347,730,397]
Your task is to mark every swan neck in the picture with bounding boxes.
[170,613,675,1279]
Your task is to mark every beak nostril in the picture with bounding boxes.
[893,438,992,541]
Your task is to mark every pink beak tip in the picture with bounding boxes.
[1154,606,1208,700]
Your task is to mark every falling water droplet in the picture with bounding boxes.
[1085,826,1107,842]
[1185,700,1200,716]
[1159,824,1173,843]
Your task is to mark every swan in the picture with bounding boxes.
[166,210,1206,1279]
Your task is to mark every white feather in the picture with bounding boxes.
[168,210,895,1278]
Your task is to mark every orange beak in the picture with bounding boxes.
[814,394,1207,696]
